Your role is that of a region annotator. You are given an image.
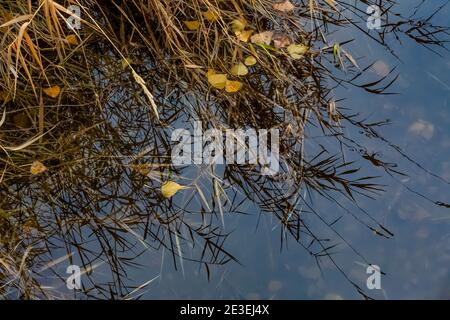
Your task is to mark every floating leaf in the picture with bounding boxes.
[202,10,219,22]
[207,71,227,89]
[161,181,188,198]
[244,56,257,66]
[66,34,78,45]
[183,20,200,30]
[250,31,274,45]
[43,85,61,98]
[225,80,242,93]
[236,30,253,42]
[231,19,247,33]
[30,161,47,175]
[273,33,291,48]
[273,0,296,12]
[287,44,309,59]
[231,63,248,76]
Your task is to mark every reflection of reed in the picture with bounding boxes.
[0,0,448,299]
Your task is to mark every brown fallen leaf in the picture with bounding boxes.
[250,31,274,45]
[273,0,296,12]
[273,33,292,48]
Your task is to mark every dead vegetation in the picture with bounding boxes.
[0,0,449,299]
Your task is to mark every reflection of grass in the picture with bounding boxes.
[0,0,448,299]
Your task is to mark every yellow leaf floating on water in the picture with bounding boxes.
[231,63,248,76]
[66,34,78,45]
[183,20,200,30]
[287,44,309,59]
[225,80,242,93]
[236,30,253,42]
[273,0,296,12]
[244,56,257,66]
[43,85,61,98]
[231,19,247,33]
[30,161,47,175]
[207,72,228,89]
[207,70,243,93]
[202,10,219,22]
[250,31,274,45]
[161,181,188,198]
